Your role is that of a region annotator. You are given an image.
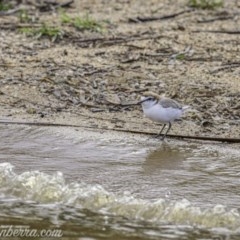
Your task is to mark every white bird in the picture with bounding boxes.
[138,92,189,140]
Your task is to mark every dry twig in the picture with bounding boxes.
[210,63,240,74]
[193,30,240,34]
[128,10,192,23]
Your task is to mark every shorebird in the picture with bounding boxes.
[138,92,189,140]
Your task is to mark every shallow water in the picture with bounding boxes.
[0,125,240,239]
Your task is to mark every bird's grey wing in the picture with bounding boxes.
[159,98,182,109]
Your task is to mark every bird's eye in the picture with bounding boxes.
[147,97,154,101]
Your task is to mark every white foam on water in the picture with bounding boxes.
[0,162,240,231]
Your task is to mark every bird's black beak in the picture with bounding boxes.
[123,98,148,106]
[137,98,148,104]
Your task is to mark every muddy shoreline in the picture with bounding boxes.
[0,0,239,140]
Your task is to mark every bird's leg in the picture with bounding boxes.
[161,122,172,140]
[155,124,166,138]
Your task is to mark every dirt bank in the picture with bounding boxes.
[0,0,239,140]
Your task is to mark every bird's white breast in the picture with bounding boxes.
[142,103,183,123]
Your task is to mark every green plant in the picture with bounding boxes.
[0,2,12,11]
[73,15,102,31]
[19,27,33,34]
[188,0,223,9]
[18,9,30,23]
[176,53,185,60]
[60,12,102,32]
[37,24,63,38]
[60,12,72,24]
[19,24,64,41]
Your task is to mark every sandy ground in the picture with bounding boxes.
[0,0,239,141]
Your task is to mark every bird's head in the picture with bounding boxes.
[138,92,160,108]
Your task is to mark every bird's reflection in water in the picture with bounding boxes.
[142,143,192,174]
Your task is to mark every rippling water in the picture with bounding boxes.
[0,125,240,239]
